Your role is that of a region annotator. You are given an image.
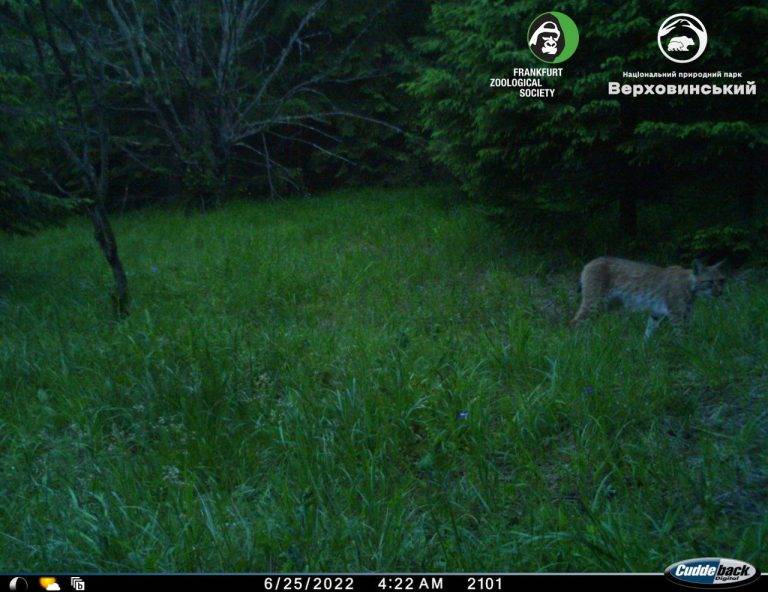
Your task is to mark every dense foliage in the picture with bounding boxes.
[0,19,79,232]
[0,0,430,313]
[2,0,767,306]
[407,0,767,256]
[0,0,430,216]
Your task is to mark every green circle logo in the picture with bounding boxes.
[527,12,579,63]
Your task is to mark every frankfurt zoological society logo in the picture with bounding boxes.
[658,13,708,63]
[527,12,579,63]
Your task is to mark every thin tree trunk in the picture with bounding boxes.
[88,203,129,317]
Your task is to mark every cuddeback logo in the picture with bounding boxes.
[665,558,761,588]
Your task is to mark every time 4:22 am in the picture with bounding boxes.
[378,577,444,590]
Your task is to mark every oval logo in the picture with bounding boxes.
[665,558,761,588]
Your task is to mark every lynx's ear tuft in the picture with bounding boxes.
[692,259,705,275]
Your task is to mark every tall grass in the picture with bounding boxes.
[0,187,766,571]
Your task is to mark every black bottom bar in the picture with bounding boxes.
[7,573,763,592]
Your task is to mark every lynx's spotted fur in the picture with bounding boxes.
[571,257,725,338]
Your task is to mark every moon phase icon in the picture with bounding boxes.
[10,578,28,592]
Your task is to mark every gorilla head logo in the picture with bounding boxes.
[527,12,579,64]
[529,20,561,56]
[528,15,565,62]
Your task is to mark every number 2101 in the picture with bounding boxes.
[467,577,502,591]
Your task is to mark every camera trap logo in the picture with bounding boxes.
[658,13,708,63]
[527,12,579,63]
[665,558,760,588]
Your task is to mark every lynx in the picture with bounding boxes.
[571,257,725,338]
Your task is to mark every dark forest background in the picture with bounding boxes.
[1,0,767,315]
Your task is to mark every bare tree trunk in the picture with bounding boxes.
[17,0,131,317]
[89,203,129,317]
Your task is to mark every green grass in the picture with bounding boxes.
[1,186,766,572]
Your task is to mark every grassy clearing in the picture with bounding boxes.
[0,187,766,572]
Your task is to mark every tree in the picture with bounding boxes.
[407,0,767,245]
[103,0,405,206]
[279,0,433,191]
[3,1,428,216]
[2,0,130,316]
[0,157,78,235]
[0,112,79,234]
[0,11,78,233]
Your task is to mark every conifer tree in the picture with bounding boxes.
[407,0,767,241]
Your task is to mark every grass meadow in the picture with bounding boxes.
[0,187,766,571]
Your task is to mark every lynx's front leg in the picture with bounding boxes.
[644,315,663,340]
[571,281,603,326]
[668,300,693,335]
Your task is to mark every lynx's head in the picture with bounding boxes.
[692,259,726,297]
